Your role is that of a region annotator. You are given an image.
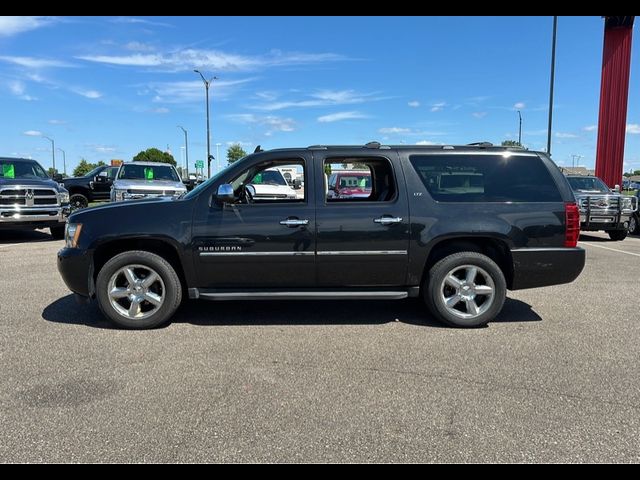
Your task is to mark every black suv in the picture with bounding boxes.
[62,165,119,210]
[58,144,585,329]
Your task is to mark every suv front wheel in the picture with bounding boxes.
[96,250,182,329]
[424,252,506,328]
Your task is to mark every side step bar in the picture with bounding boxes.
[189,288,418,301]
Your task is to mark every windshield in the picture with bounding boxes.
[251,169,287,186]
[83,166,104,178]
[567,176,610,193]
[0,159,48,180]
[184,162,237,199]
[118,164,180,182]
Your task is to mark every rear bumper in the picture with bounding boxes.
[510,247,585,290]
[57,247,93,297]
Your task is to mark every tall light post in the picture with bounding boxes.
[517,110,523,146]
[43,135,56,174]
[216,142,221,173]
[547,15,558,155]
[177,125,189,178]
[57,148,66,176]
[193,69,218,178]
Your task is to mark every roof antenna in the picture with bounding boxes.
[254,145,263,153]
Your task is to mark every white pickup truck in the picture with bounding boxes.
[245,168,299,201]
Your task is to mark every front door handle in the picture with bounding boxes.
[374,216,403,225]
[280,218,309,227]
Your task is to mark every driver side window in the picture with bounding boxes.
[230,159,306,204]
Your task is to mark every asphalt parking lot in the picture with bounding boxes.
[1,230,639,463]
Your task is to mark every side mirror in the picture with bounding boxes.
[53,173,63,182]
[293,178,302,189]
[613,184,621,193]
[216,183,235,204]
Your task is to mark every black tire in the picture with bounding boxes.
[424,251,507,328]
[629,215,640,235]
[608,229,628,241]
[70,193,89,211]
[95,250,182,329]
[50,225,65,240]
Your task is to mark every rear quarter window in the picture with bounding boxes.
[409,154,562,202]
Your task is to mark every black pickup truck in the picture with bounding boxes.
[62,165,120,210]
[58,144,585,329]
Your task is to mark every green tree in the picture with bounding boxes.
[132,148,176,166]
[227,144,247,164]
[73,159,94,177]
[501,140,524,148]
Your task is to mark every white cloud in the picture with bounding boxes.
[514,102,526,109]
[583,124,598,132]
[430,102,447,112]
[0,16,55,37]
[317,111,368,123]
[124,41,156,52]
[228,113,296,135]
[0,55,71,69]
[110,17,174,28]
[253,89,379,111]
[150,107,169,114]
[416,140,439,145]
[555,132,578,139]
[379,127,411,135]
[93,145,117,154]
[78,48,345,73]
[408,100,420,108]
[472,112,487,119]
[48,119,68,125]
[226,141,253,147]
[23,130,42,137]
[627,124,640,134]
[148,78,254,104]
[71,88,102,99]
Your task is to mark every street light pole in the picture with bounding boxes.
[517,110,523,146]
[194,70,218,178]
[178,125,189,178]
[216,142,221,173]
[547,15,558,155]
[43,135,55,174]
[57,148,66,176]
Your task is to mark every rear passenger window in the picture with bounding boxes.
[410,154,562,202]
[324,157,395,202]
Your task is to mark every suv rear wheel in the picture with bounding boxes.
[424,252,506,328]
[96,250,182,329]
[629,215,639,235]
[70,193,89,211]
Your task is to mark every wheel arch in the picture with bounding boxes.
[419,235,514,290]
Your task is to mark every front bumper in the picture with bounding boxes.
[0,205,69,226]
[580,212,630,231]
[57,247,93,298]
[510,247,585,290]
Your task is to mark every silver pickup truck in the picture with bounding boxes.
[0,157,70,239]
[566,175,637,241]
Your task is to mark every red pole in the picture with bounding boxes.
[595,16,634,188]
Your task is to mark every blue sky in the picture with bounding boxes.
[1,15,639,175]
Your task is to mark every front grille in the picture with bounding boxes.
[127,189,176,195]
[0,187,59,207]
[579,196,620,209]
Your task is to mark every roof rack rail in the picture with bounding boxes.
[307,145,328,150]
[467,142,494,147]
[365,141,381,149]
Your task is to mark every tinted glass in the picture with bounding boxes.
[0,160,47,180]
[118,164,180,182]
[566,176,609,193]
[409,154,562,202]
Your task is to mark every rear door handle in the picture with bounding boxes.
[374,216,403,225]
[280,218,309,227]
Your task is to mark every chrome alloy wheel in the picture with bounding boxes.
[107,264,165,320]
[439,264,495,320]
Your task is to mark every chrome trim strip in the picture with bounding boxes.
[317,250,408,256]
[199,251,314,257]
[199,291,409,301]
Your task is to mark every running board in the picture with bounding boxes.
[189,289,413,301]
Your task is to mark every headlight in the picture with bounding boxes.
[114,189,126,201]
[57,191,70,204]
[64,223,83,248]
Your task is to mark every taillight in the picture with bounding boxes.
[565,202,580,248]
